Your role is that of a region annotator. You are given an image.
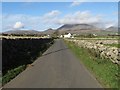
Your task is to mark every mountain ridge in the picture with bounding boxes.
[2,24,118,35]
[3,30,41,35]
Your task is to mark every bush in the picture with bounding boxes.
[2,65,26,85]
[2,38,54,75]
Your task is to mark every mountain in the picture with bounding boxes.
[105,26,118,31]
[58,24,98,30]
[57,24,101,34]
[42,28,55,35]
[3,30,42,35]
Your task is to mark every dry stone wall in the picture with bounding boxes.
[67,39,120,65]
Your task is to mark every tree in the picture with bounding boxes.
[52,30,59,38]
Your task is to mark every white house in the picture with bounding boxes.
[64,33,72,38]
[93,34,97,36]
[60,35,63,38]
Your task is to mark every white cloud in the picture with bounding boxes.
[44,10,61,18]
[42,10,61,24]
[2,14,43,31]
[2,13,60,31]
[103,21,118,28]
[2,0,120,2]
[54,11,102,25]
[2,10,117,32]
[70,1,82,7]
[43,10,117,28]
[13,22,24,29]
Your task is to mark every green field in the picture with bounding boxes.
[65,40,119,88]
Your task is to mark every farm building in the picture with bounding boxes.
[64,33,72,38]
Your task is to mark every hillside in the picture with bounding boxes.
[3,30,42,35]
[57,24,101,34]
[105,26,118,32]
[42,28,55,35]
[57,24,98,30]
[2,24,118,36]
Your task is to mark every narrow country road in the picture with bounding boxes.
[4,39,102,88]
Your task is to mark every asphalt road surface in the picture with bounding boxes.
[4,39,102,88]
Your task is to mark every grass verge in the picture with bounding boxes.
[65,40,119,88]
[2,65,26,85]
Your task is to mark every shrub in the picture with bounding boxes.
[2,65,26,85]
[2,38,54,75]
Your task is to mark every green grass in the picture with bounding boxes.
[65,40,119,88]
[104,44,120,48]
[2,65,26,85]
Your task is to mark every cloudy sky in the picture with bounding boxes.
[2,2,118,32]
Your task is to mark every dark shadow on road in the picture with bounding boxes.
[42,48,69,56]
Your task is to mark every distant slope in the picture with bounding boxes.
[105,26,118,32]
[57,24,101,34]
[42,28,55,35]
[57,24,98,31]
[3,24,118,36]
[3,30,42,35]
